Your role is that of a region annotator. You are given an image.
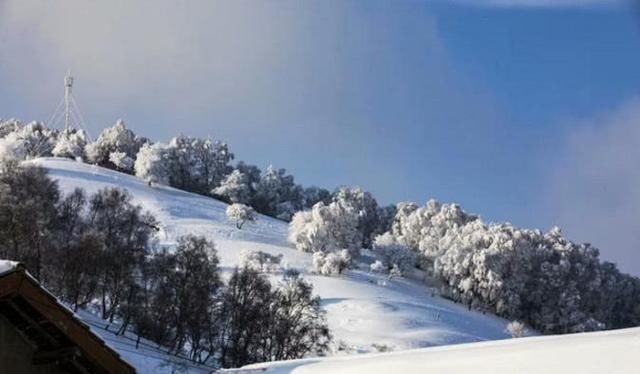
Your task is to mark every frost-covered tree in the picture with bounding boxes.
[432,221,604,331]
[238,249,283,273]
[274,201,296,221]
[333,186,379,248]
[226,203,256,229]
[370,260,385,273]
[236,161,261,192]
[0,131,25,162]
[163,135,234,195]
[0,121,57,162]
[162,135,195,190]
[373,204,397,238]
[18,122,57,158]
[0,119,22,138]
[190,137,234,194]
[288,201,361,255]
[385,198,640,334]
[214,169,251,204]
[253,165,283,213]
[52,128,87,160]
[372,232,417,276]
[391,199,477,264]
[388,264,403,279]
[506,321,527,338]
[109,151,134,171]
[134,142,170,185]
[253,165,303,220]
[310,250,351,276]
[85,120,142,173]
[303,186,332,209]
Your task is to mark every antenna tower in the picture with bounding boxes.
[48,73,91,138]
[64,74,74,130]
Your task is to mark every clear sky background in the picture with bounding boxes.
[1,0,640,274]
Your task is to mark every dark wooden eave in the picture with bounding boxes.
[0,265,137,374]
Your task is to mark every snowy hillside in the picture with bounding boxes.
[243,327,640,374]
[29,157,512,356]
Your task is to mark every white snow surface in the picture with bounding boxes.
[242,327,640,374]
[25,157,600,372]
[0,259,18,275]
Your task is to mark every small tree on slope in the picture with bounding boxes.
[226,203,256,229]
[506,320,528,338]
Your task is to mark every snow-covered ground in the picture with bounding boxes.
[242,326,640,374]
[76,308,213,374]
[24,158,573,372]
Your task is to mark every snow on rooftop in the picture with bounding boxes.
[0,260,19,275]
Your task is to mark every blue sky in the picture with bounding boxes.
[1,0,640,273]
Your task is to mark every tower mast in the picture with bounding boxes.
[64,74,74,131]
[48,73,92,141]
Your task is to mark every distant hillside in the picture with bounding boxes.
[31,157,511,355]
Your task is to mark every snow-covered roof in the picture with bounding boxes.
[0,259,19,276]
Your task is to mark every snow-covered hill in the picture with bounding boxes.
[30,157,512,356]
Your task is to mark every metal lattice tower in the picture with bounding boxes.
[64,74,74,131]
[48,73,91,139]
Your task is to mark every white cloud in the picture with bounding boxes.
[544,98,640,275]
[0,0,508,207]
[0,0,297,116]
[449,0,623,8]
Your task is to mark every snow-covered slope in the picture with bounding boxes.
[76,309,213,374]
[31,158,513,361]
[243,327,640,374]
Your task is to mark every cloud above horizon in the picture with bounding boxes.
[449,0,623,8]
[544,98,640,275]
[0,0,505,203]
